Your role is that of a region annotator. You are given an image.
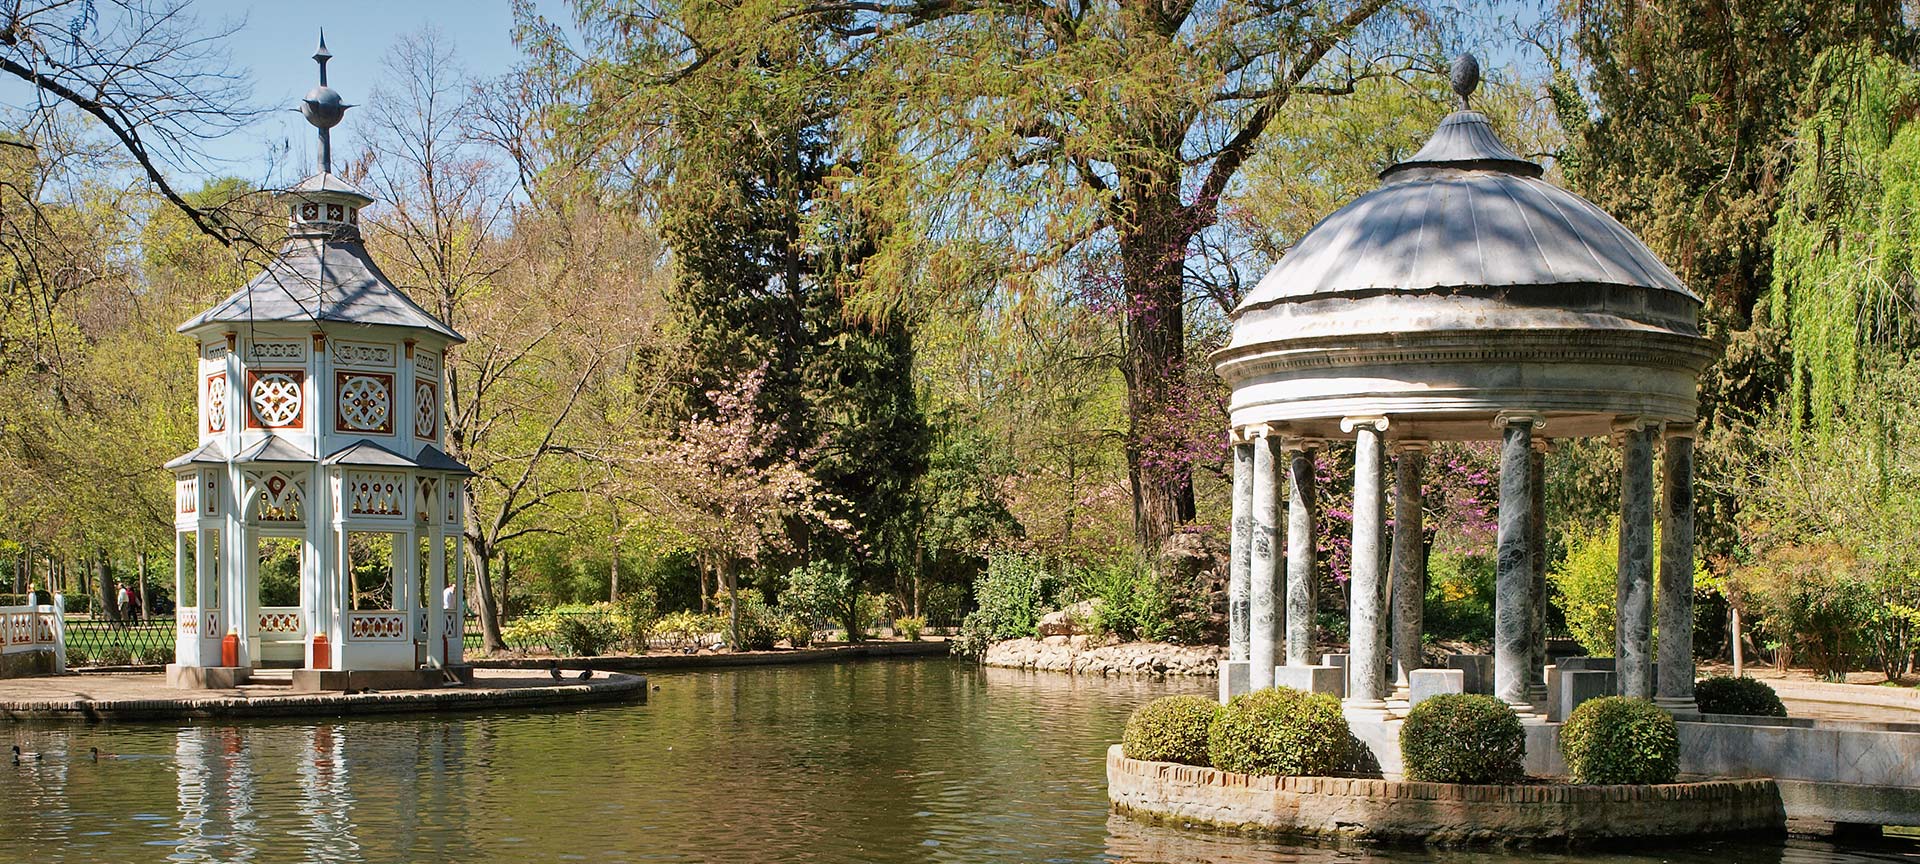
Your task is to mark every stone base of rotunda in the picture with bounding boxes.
[166,664,248,690]
[292,666,472,692]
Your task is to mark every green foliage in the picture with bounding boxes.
[781,615,815,648]
[1694,675,1788,717]
[96,644,133,667]
[955,553,1056,657]
[715,590,784,652]
[614,588,661,652]
[1071,553,1211,645]
[1399,694,1526,785]
[1206,688,1352,777]
[895,615,925,641]
[555,614,618,657]
[1549,524,1622,657]
[1122,695,1219,767]
[1559,697,1680,785]
[781,562,887,640]
[1423,552,1494,643]
[652,610,723,649]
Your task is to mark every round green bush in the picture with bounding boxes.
[1399,694,1526,784]
[1559,696,1679,785]
[1122,695,1219,766]
[1207,687,1352,777]
[1693,675,1787,717]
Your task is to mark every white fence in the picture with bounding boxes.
[0,594,67,671]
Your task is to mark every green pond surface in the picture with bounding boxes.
[2,658,1915,863]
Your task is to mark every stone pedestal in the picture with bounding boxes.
[1274,664,1344,698]
[1218,660,1250,703]
[1409,668,1466,708]
[1551,670,1618,722]
[1446,654,1494,695]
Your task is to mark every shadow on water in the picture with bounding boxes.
[0,658,1912,864]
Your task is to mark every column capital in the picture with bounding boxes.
[1610,415,1662,443]
[1662,421,1699,441]
[1392,439,1430,453]
[1530,437,1553,454]
[1492,411,1545,430]
[1279,436,1323,452]
[1234,423,1277,442]
[1340,415,1390,434]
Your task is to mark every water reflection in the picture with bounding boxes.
[0,660,1912,864]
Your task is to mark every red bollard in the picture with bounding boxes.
[311,633,330,670]
[220,633,238,667]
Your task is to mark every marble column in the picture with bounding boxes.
[1528,439,1549,699]
[1389,442,1427,700]
[1656,423,1698,711]
[1494,414,1539,713]
[1228,437,1254,665]
[1284,440,1318,667]
[1248,430,1283,689]
[1615,419,1658,700]
[1344,418,1389,712]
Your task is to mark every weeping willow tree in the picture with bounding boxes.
[1770,43,1920,438]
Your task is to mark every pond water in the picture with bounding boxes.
[1,658,1913,863]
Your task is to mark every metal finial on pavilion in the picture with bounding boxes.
[1450,53,1481,110]
[298,29,352,174]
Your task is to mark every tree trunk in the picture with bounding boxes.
[1117,179,1197,551]
[499,552,512,623]
[1731,605,1744,677]
[137,550,148,623]
[609,542,620,603]
[471,550,507,652]
[97,553,116,623]
[725,563,740,650]
[698,557,710,613]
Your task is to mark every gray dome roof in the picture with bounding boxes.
[1214,108,1715,441]
[1235,111,1691,314]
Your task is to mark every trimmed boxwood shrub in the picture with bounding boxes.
[1122,695,1219,766]
[1399,694,1526,784]
[1693,675,1787,717]
[1207,687,1351,777]
[1559,696,1679,785]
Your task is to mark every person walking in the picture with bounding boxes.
[116,582,134,626]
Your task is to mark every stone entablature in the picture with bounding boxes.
[1107,746,1785,845]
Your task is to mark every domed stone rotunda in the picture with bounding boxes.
[165,34,471,691]
[1216,55,1716,719]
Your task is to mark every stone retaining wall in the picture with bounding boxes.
[984,638,1223,677]
[1107,746,1785,846]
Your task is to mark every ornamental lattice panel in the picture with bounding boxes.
[205,373,227,433]
[247,370,305,429]
[335,371,394,434]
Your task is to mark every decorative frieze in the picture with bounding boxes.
[416,477,437,523]
[246,340,307,362]
[349,612,407,640]
[176,478,197,515]
[346,471,406,517]
[332,340,396,369]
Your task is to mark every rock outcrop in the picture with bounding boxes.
[983,637,1224,677]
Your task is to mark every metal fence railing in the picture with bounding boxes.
[62,616,176,666]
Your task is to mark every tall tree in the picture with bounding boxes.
[793,0,1413,548]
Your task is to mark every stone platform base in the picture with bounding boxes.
[1,650,58,679]
[3,670,643,721]
[292,666,475,692]
[1107,746,1785,846]
[166,664,247,689]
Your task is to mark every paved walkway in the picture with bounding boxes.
[0,669,646,721]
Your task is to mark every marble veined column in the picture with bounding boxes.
[1284,441,1318,667]
[1529,439,1549,699]
[1656,423,1698,711]
[1615,419,1658,700]
[1494,414,1539,713]
[1345,418,1390,713]
[1390,442,1427,700]
[1248,430,1283,689]
[1228,437,1254,664]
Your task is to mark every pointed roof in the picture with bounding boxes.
[235,436,316,463]
[414,443,475,476]
[324,439,418,468]
[288,172,374,202]
[178,237,464,342]
[164,440,228,470]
